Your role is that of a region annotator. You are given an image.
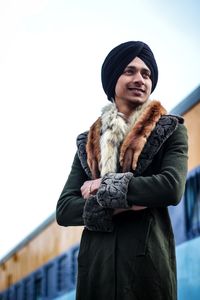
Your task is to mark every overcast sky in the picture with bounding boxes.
[0,0,199,259]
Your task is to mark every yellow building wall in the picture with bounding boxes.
[183,101,200,171]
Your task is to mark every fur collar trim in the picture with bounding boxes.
[86,100,166,179]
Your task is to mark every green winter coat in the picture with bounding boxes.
[56,115,188,300]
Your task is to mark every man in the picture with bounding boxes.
[56,41,188,300]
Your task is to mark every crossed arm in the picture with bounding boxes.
[56,124,188,229]
[81,178,146,214]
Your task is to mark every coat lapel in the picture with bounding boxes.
[76,131,92,179]
[133,115,183,176]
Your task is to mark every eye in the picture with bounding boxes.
[142,71,151,79]
[123,68,134,75]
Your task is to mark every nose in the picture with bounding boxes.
[133,71,145,85]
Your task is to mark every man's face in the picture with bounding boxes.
[114,57,152,113]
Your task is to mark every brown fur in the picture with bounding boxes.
[86,118,101,179]
[86,101,167,177]
[120,101,166,172]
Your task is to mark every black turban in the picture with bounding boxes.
[101,41,158,101]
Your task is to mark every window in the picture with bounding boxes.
[34,272,43,300]
[23,278,33,300]
[185,166,200,239]
[57,255,69,292]
[70,245,79,287]
[44,262,56,298]
[15,283,22,300]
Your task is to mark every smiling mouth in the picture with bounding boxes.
[128,88,145,93]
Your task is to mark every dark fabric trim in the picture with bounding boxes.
[76,131,92,179]
[134,115,180,176]
[83,195,114,232]
[97,172,133,208]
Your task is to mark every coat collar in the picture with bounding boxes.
[77,101,183,179]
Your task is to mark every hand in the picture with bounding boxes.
[81,178,102,200]
[113,205,147,215]
[113,208,129,215]
[130,205,147,211]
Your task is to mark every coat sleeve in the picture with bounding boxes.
[127,123,188,207]
[56,152,88,227]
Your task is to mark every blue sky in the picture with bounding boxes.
[0,0,199,259]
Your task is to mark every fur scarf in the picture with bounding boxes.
[86,100,167,179]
